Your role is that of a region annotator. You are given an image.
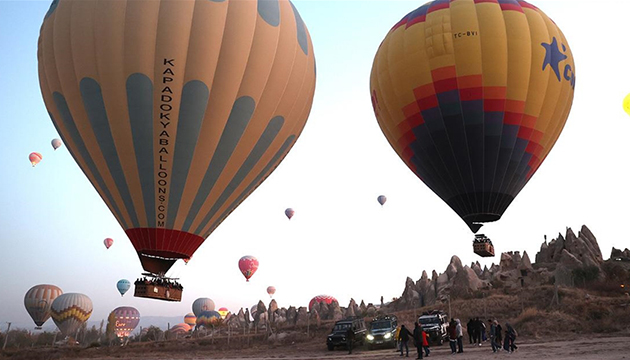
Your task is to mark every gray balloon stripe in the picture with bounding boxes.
[289,1,308,55]
[126,74,156,228]
[80,77,140,229]
[45,0,59,19]
[50,95,129,230]
[182,96,256,233]
[193,116,285,234]
[166,80,210,229]
[204,134,296,237]
[258,0,280,27]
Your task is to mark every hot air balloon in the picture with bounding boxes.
[370,0,575,233]
[110,306,140,338]
[183,257,191,265]
[239,255,259,282]
[184,313,197,327]
[50,293,93,338]
[267,286,276,298]
[24,284,63,329]
[218,307,229,319]
[192,298,215,317]
[170,323,191,334]
[624,93,630,117]
[196,310,221,328]
[285,208,295,220]
[377,195,387,206]
[309,294,337,311]
[103,238,114,249]
[117,279,131,296]
[29,152,42,167]
[38,0,316,278]
[51,138,62,150]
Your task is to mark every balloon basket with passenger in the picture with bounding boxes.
[473,234,494,257]
[134,273,183,302]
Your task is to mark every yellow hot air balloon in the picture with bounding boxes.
[38,0,316,274]
[623,93,630,117]
[370,0,575,233]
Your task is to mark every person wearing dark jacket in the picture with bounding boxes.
[467,318,474,344]
[447,319,458,354]
[346,326,355,354]
[398,324,411,357]
[412,322,423,359]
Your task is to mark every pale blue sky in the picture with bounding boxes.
[1,0,629,331]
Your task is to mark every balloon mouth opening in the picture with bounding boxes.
[463,214,501,233]
[138,252,184,274]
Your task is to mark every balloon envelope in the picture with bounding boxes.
[38,0,316,275]
[624,93,630,116]
[377,195,387,206]
[24,284,63,329]
[370,0,575,232]
[218,307,229,319]
[184,313,197,327]
[117,279,131,296]
[285,208,295,220]
[170,323,191,334]
[196,310,221,328]
[51,138,62,150]
[50,293,93,337]
[29,152,42,167]
[103,238,114,249]
[111,306,140,338]
[239,255,259,281]
[192,298,215,317]
[267,286,276,297]
[309,294,337,311]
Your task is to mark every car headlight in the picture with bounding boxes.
[384,333,392,339]
[367,334,374,341]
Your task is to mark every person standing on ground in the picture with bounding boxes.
[506,322,518,353]
[346,325,355,354]
[447,319,458,354]
[456,319,464,353]
[421,326,430,357]
[489,319,498,353]
[398,324,411,357]
[495,322,503,351]
[395,324,402,353]
[412,322,423,359]
[467,318,474,344]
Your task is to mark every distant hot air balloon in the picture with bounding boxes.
[239,255,259,282]
[218,307,229,319]
[103,238,114,249]
[50,293,93,337]
[377,195,387,206]
[24,284,63,329]
[170,323,191,334]
[285,208,295,220]
[117,279,131,297]
[196,310,221,328]
[370,0,575,233]
[309,294,337,311]
[192,298,216,317]
[29,152,42,167]
[38,0,316,276]
[183,257,191,265]
[51,138,62,150]
[267,286,276,298]
[111,306,140,338]
[624,93,630,116]
[184,313,197,327]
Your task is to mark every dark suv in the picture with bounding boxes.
[418,311,448,345]
[366,315,398,350]
[326,317,366,351]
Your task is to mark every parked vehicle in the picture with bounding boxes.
[418,310,448,345]
[326,317,367,351]
[366,315,398,350]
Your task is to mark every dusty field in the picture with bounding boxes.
[4,333,629,360]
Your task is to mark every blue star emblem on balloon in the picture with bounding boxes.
[541,37,568,81]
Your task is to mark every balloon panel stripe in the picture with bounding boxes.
[52,92,129,229]
[194,115,285,234]
[182,96,255,233]
[126,73,156,228]
[204,134,295,237]
[80,77,140,228]
[258,0,280,27]
[289,2,308,55]
[167,80,210,229]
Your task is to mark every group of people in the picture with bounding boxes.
[395,323,430,359]
[134,277,184,290]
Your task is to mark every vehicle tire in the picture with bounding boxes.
[328,344,334,351]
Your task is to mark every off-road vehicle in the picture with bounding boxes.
[366,315,398,350]
[418,310,448,345]
[326,317,366,351]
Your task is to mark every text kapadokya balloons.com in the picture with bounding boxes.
[24,284,63,329]
[38,0,316,275]
[50,293,93,337]
[370,0,575,233]
[239,255,259,282]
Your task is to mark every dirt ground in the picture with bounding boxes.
[5,333,629,360]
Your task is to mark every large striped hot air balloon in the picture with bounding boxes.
[24,284,63,329]
[192,298,215,317]
[309,294,337,311]
[50,293,93,337]
[38,0,316,275]
[370,0,575,233]
[111,306,140,338]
